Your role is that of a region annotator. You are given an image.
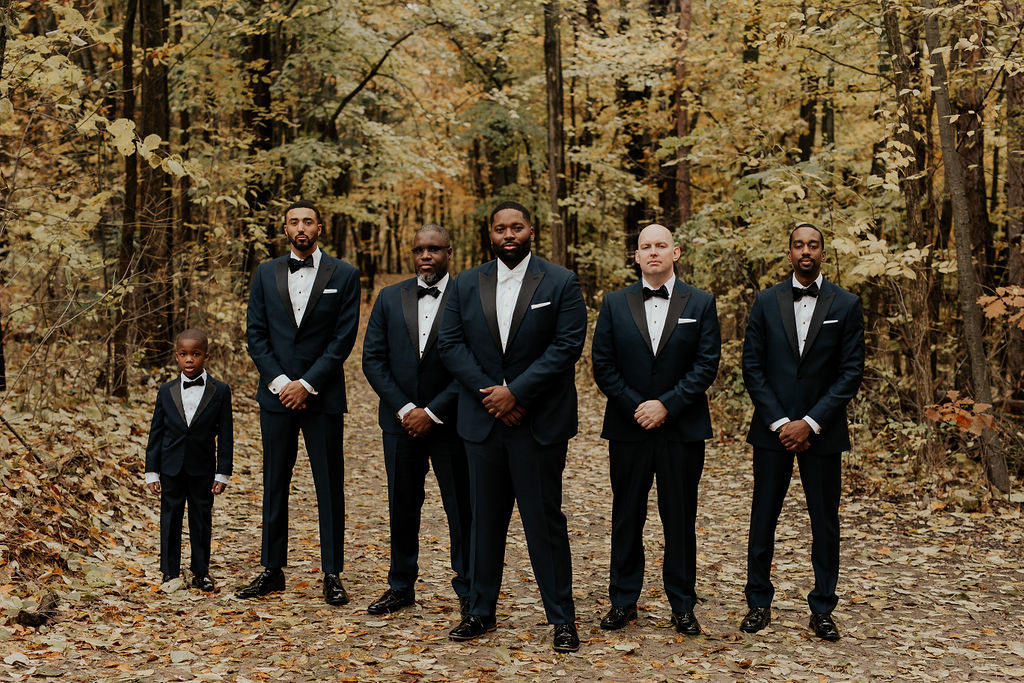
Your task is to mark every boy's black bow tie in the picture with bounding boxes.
[183,377,205,389]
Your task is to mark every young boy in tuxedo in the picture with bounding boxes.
[145,329,233,591]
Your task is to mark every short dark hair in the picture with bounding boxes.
[489,200,531,226]
[416,223,451,244]
[789,222,825,248]
[176,328,209,352]
[284,200,323,226]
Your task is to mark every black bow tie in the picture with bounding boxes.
[642,285,669,300]
[288,255,314,273]
[793,282,820,300]
[183,377,204,389]
[417,286,440,299]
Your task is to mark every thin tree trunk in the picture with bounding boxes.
[112,0,138,399]
[675,0,692,225]
[1005,0,1024,398]
[544,1,569,267]
[922,0,1009,491]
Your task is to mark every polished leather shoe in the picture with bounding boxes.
[323,573,349,606]
[809,612,840,641]
[552,623,580,653]
[671,610,701,635]
[367,588,414,614]
[600,605,638,630]
[449,614,497,641]
[161,573,178,584]
[236,569,285,598]
[459,597,471,619]
[740,606,771,633]
[191,574,216,592]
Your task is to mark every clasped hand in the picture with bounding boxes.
[480,385,527,426]
[634,400,668,430]
[778,419,812,452]
[401,407,435,438]
[278,380,309,410]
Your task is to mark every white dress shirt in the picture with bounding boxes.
[397,273,450,425]
[641,276,675,352]
[269,248,322,396]
[769,273,824,436]
[496,252,531,351]
[145,370,230,485]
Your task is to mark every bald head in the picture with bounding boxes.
[635,223,680,286]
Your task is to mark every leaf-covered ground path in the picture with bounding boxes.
[3,329,1024,681]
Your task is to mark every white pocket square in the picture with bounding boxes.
[531,301,552,309]
[679,318,697,324]
[822,319,838,325]
[323,288,338,294]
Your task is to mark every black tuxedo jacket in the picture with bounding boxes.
[438,255,587,445]
[592,278,721,442]
[742,277,865,454]
[145,375,233,477]
[246,252,360,414]
[362,276,459,435]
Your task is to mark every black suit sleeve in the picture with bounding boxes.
[145,389,166,473]
[591,297,646,415]
[425,380,459,423]
[303,266,360,391]
[246,264,286,385]
[362,292,413,414]
[742,291,788,426]
[216,384,234,476]
[806,296,865,430]
[658,295,721,417]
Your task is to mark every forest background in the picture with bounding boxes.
[1,0,1023,603]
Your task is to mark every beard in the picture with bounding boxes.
[420,270,443,286]
[492,240,530,267]
[289,233,318,252]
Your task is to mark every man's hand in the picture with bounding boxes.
[500,404,527,427]
[778,419,812,452]
[147,481,160,495]
[634,400,668,430]
[401,408,435,438]
[480,385,517,418]
[279,380,310,410]
[212,481,227,495]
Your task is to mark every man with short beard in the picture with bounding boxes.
[438,201,587,653]
[239,200,360,606]
[362,225,471,617]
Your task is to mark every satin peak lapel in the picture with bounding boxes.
[298,260,336,329]
[478,266,502,350]
[775,285,800,361]
[655,283,690,357]
[170,381,187,425]
[507,270,544,350]
[800,284,836,363]
[192,380,217,425]
[625,286,654,356]
[421,284,452,359]
[274,260,296,328]
[400,284,419,353]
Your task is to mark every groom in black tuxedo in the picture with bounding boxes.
[591,224,720,636]
[362,224,471,617]
[739,223,864,641]
[240,200,360,606]
[438,201,587,653]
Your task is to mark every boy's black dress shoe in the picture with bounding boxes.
[367,588,414,614]
[192,575,216,592]
[552,623,580,652]
[671,610,701,635]
[600,605,637,630]
[448,614,497,641]
[740,606,771,633]
[323,573,349,606]
[809,612,840,641]
[236,569,285,598]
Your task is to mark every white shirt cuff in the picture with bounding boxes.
[298,378,317,395]
[214,474,230,484]
[802,416,822,434]
[145,472,159,484]
[423,407,443,425]
[269,375,290,394]
[397,402,416,420]
[769,417,790,432]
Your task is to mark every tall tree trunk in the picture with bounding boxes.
[1004,0,1024,398]
[112,0,138,399]
[543,1,569,267]
[674,0,692,225]
[922,0,1009,491]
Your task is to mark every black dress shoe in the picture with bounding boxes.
[449,614,497,641]
[671,610,701,635]
[236,569,285,598]
[367,588,414,614]
[809,612,840,641]
[323,573,349,606]
[600,605,638,631]
[740,606,771,633]
[459,597,471,619]
[161,573,178,584]
[191,574,216,592]
[552,623,580,653]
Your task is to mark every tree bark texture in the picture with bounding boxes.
[674,0,692,225]
[544,1,569,267]
[1005,0,1024,398]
